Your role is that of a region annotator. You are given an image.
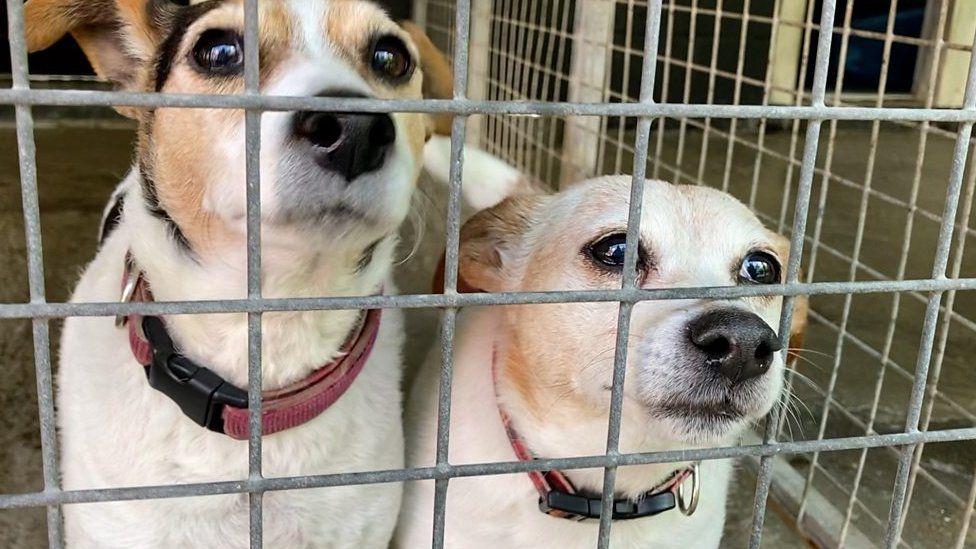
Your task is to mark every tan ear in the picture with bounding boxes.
[787,275,809,365]
[458,195,547,293]
[768,234,809,363]
[399,20,454,136]
[25,0,171,115]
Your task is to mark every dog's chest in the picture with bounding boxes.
[58,237,405,547]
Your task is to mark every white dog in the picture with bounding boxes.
[23,0,519,546]
[397,176,808,548]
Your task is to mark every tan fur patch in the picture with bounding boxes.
[142,1,301,250]
[144,104,235,252]
[400,20,454,135]
[458,195,547,292]
[24,0,158,101]
[501,336,547,421]
[324,1,383,67]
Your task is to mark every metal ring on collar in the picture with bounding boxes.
[677,463,700,516]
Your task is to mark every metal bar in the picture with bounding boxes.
[672,0,700,185]
[431,0,472,544]
[718,0,753,193]
[612,0,637,174]
[242,0,263,545]
[0,427,973,510]
[8,88,976,120]
[748,0,810,211]
[5,0,64,544]
[882,23,976,546]
[796,0,880,527]
[595,3,663,545]
[900,114,976,540]
[745,0,782,208]
[773,0,817,232]
[955,466,976,549]
[693,0,723,185]
[2,277,976,320]
[651,0,678,180]
[748,0,836,545]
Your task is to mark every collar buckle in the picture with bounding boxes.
[141,316,248,432]
[539,489,680,521]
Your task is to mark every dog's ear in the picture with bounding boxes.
[399,20,454,137]
[25,0,176,116]
[772,231,809,363]
[458,195,548,293]
[787,272,809,364]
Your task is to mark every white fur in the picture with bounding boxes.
[60,171,405,549]
[57,2,420,546]
[396,177,790,548]
[61,109,522,549]
[396,308,731,549]
[423,135,524,210]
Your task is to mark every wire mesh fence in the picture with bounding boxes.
[1,0,975,548]
[420,0,976,547]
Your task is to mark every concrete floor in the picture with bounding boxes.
[2,117,972,547]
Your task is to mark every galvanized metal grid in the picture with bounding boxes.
[422,0,976,546]
[3,0,976,548]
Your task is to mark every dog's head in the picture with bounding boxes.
[460,176,808,445]
[25,0,445,255]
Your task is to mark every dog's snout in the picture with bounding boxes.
[294,109,396,182]
[687,309,781,383]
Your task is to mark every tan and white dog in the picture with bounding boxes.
[22,0,515,547]
[397,176,808,548]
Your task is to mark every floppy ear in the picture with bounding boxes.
[768,233,809,363]
[399,20,454,137]
[25,0,174,116]
[787,277,809,365]
[456,195,547,293]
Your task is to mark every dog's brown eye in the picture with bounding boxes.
[588,233,629,269]
[191,30,244,74]
[739,252,781,284]
[370,35,413,82]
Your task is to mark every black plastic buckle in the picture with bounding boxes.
[540,489,677,521]
[141,316,249,433]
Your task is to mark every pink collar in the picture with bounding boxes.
[491,345,700,521]
[122,255,380,439]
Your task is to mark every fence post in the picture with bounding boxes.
[466,0,492,145]
[768,0,808,105]
[560,0,615,187]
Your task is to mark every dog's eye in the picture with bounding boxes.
[191,30,244,74]
[739,252,781,284]
[587,233,629,269]
[370,35,413,82]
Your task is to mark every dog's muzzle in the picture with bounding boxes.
[294,95,396,182]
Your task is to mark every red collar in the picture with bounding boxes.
[491,346,700,521]
[121,254,380,440]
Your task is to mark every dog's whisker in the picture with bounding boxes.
[786,347,833,359]
[786,353,826,374]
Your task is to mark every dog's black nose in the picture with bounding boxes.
[687,309,781,383]
[294,110,396,181]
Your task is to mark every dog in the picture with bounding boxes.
[396,176,808,548]
[23,0,494,546]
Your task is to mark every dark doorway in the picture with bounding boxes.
[804,0,928,94]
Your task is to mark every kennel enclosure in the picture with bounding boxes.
[0,0,974,547]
